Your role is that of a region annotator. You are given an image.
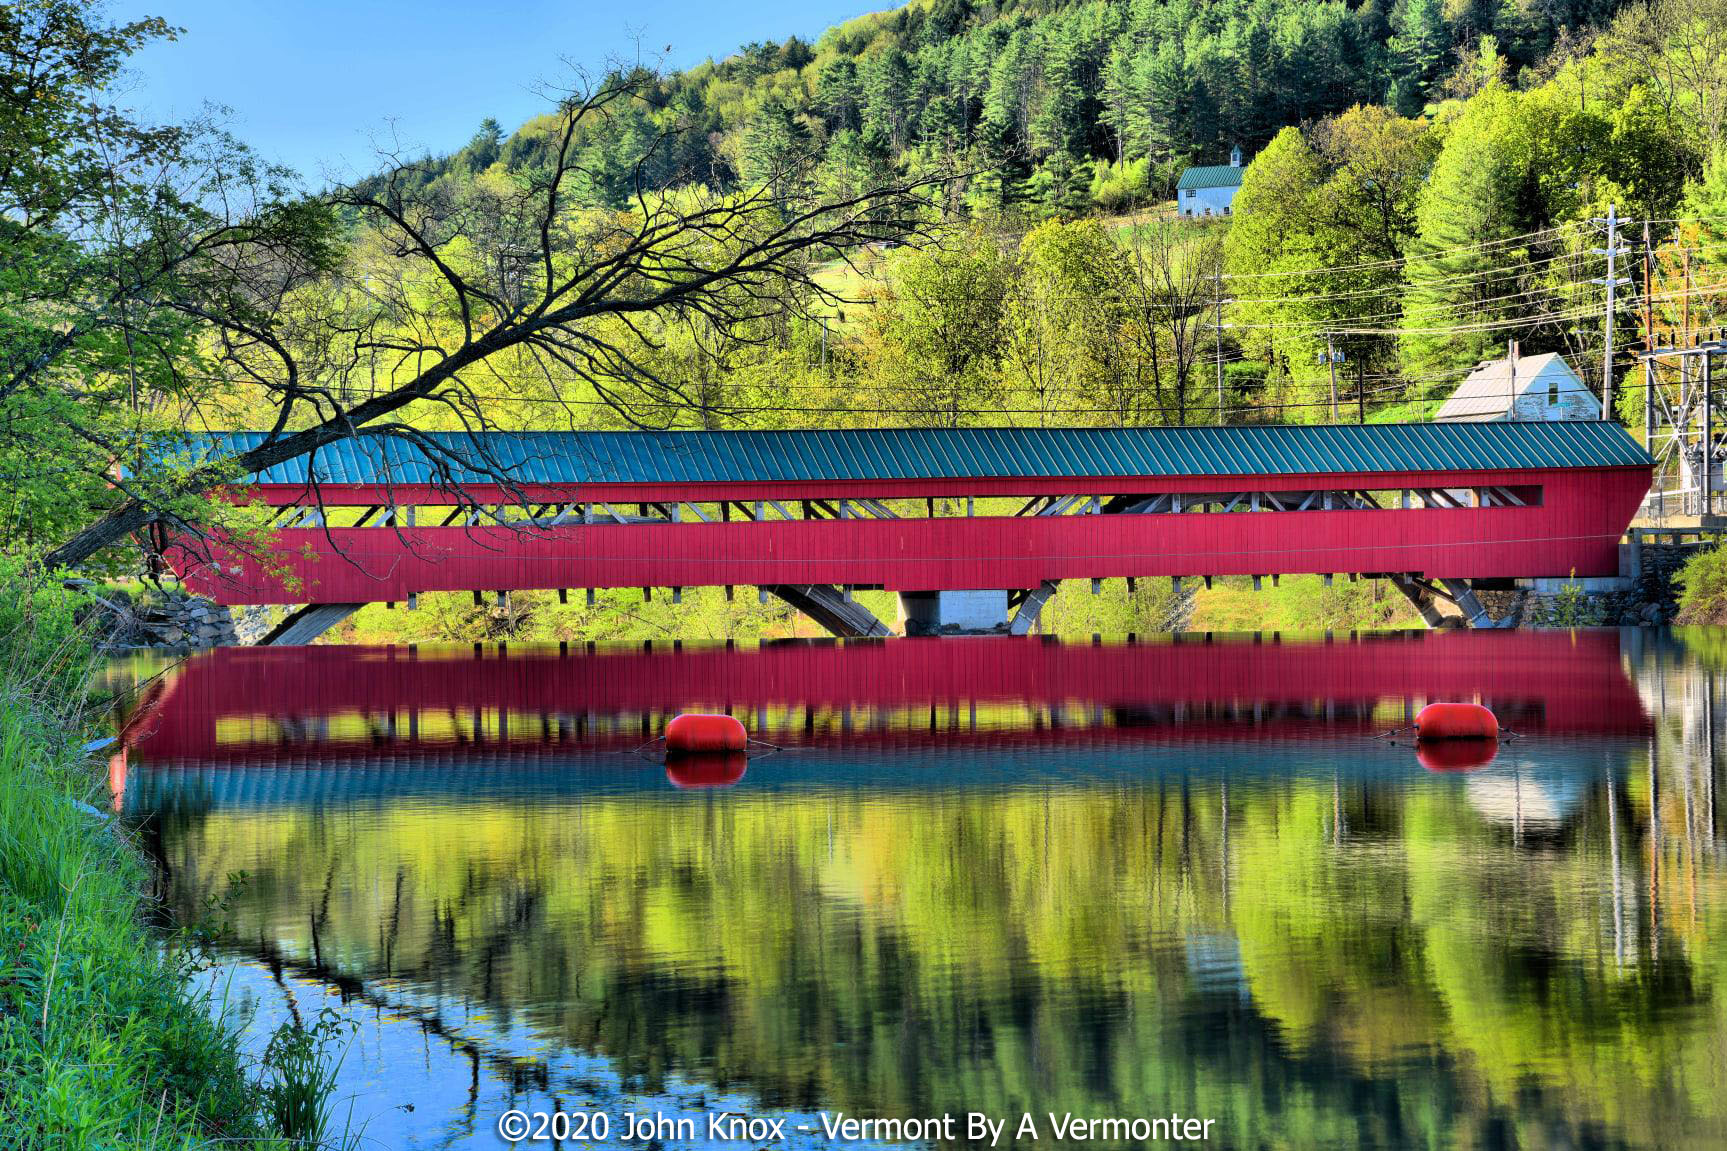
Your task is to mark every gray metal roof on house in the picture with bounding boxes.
[183,422,1651,489]
[1176,164,1245,190]
[1435,352,1594,421]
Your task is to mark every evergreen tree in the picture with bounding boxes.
[1388,0,1451,114]
[815,57,863,133]
[455,118,504,175]
[1400,85,1537,373]
[861,47,916,153]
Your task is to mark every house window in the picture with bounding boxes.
[1548,380,1559,405]
[1185,189,1195,199]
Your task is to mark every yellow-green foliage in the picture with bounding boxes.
[332,579,1191,645]
[329,572,1416,645]
[1677,545,1727,624]
[1188,574,1423,632]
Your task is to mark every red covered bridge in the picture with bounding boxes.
[163,422,1652,641]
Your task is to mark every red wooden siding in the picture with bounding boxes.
[169,465,1649,604]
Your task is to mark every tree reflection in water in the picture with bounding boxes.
[115,630,1727,1149]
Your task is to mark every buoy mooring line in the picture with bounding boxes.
[1377,724,1521,746]
[631,735,783,761]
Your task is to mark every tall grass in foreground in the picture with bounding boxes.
[0,562,356,1149]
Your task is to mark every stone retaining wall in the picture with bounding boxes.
[1521,541,1696,628]
[73,585,243,650]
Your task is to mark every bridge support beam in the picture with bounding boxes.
[1009,581,1061,636]
[763,585,891,639]
[258,603,364,645]
[1387,575,1514,629]
[1387,574,1449,628]
[1441,578,1509,629]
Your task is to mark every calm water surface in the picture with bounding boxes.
[109,630,1727,1149]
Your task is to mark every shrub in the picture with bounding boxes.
[1677,546,1727,624]
[1089,157,1152,211]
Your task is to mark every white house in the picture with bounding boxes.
[1433,349,1601,422]
[1176,146,1245,217]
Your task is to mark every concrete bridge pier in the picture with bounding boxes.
[898,590,1007,636]
[897,583,1059,636]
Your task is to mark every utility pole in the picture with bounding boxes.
[1704,347,1714,518]
[1592,204,1632,421]
[1684,244,1694,485]
[1323,333,1340,423]
[1213,267,1229,425]
[1644,219,1656,447]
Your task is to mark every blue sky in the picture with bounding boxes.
[109,0,885,183]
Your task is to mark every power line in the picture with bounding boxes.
[1219,225,1573,281]
[1226,248,1605,306]
[189,369,1664,428]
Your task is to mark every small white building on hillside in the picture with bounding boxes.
[1176,146,1246,217]
[1433,349,1601,422]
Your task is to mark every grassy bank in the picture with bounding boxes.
[0,569,261,1148]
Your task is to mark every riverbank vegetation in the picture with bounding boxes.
[0,569,259,1146]
[324,572,1419,646]
[0,566,370,1148]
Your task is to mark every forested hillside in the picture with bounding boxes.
[333,0,1726,439]
[410,0,1629,214]
[353,0,1727,434]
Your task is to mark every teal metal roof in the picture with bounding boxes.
[189,423,1651,488]
[1177,164,1245,190]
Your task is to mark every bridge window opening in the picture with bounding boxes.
[1478,485,1542,507]
[264,481,1543,535]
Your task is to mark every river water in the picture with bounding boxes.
[109,630,1727,1149]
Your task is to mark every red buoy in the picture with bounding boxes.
[1414,702,1499,741]
[665,713,748,755]
[666,751,748,789]
[1417,739,1499,773]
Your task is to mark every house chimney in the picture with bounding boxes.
[1508,339,1518,406]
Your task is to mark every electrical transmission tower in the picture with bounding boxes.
[1638,218,1727,522]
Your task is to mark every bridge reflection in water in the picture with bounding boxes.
[116,628,1649,775]
[112,631,1727,1151]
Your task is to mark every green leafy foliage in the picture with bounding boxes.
[1677,545,1727,624]
[1,0,339,561]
